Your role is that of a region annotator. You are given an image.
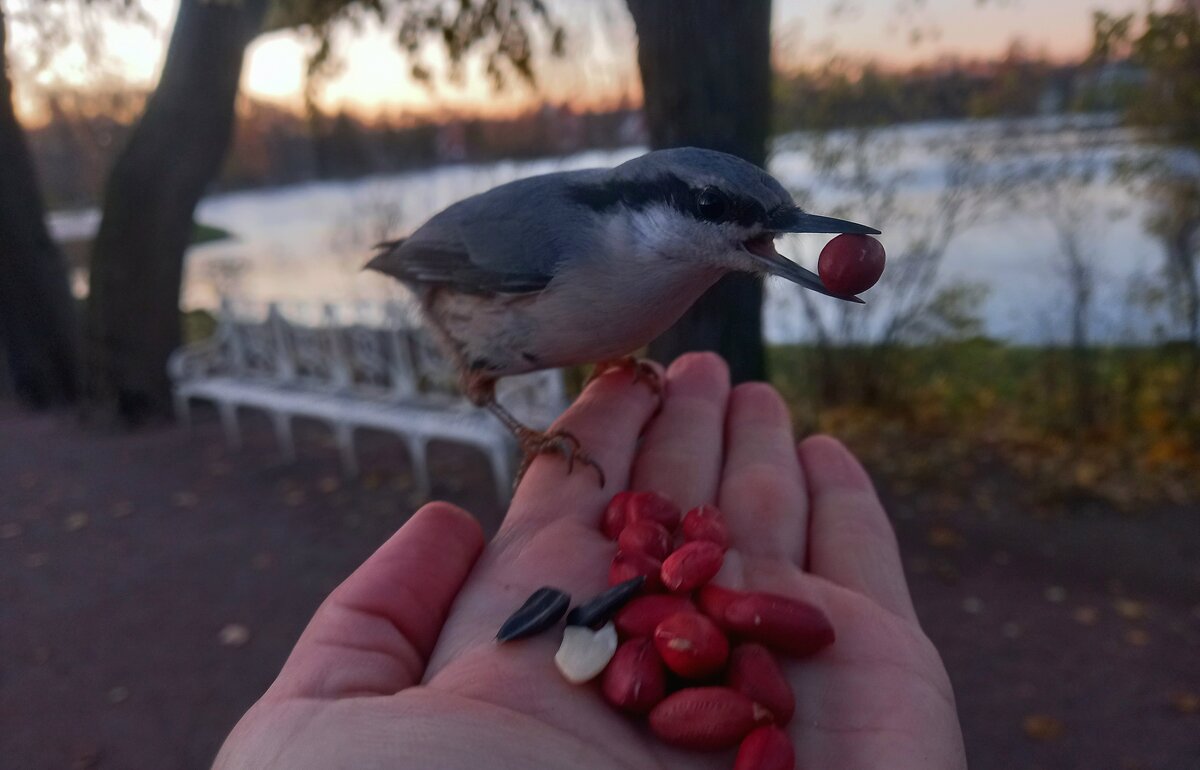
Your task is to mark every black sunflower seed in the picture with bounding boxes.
[496,586,571,642]
[566,576,646,629]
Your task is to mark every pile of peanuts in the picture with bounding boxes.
[497,490,836,770]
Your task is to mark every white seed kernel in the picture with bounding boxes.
[555,622,618,684]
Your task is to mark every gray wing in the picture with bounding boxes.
[366,169,608,295]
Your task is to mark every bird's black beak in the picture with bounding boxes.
[740,208,879,303]
[769,207,880,236]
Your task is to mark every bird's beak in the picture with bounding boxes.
[740,208,879,302]
[742,237,865,303]
[768,207,881,236]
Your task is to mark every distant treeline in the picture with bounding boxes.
[28,49,1142,209]
[774,48,1142,130]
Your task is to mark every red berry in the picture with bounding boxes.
[817,234,885,296]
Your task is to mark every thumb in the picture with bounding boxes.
[267,502,485,700]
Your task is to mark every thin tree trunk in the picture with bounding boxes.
[627,0,773,382]
[1172,219,1200,414]
[84,0,267,423]
[0,8,80,407]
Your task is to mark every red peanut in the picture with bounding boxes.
[602,491,635,539]
[649,687,773,751]
[625,491,681,531]
[700,586,835,658]
[614,595,695,638]
[734,726,795,770]
[653,611,729,678]
[724,592,835,658]
[727,643,796,724]
[601,638,667,714]
[661,541,724,593]
[617,520,673,560]
[681,504,730,549]
[609,550,664,591]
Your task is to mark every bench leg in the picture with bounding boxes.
[334,422,358,478]
[404,436,430,501]
[271,412,296,463]
[174,392,192,430]
[217,402,242,450]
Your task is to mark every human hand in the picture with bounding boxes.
[214,353,967,769]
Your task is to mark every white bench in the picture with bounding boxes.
[168,298,567,502]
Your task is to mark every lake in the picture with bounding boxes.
[50,115,1179,344]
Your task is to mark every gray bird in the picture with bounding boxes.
[367,147,878,485]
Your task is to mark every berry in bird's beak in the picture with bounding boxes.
[739,234,864,304]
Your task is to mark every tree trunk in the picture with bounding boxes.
[0,8,80,407]
[627,0,773,382]
[84,0,267,423]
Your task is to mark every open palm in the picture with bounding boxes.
[215,353,966,770]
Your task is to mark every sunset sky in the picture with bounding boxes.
[9,0,1147,122]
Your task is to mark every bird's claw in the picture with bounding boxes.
[588,356,663,398]
[514,427,606,489]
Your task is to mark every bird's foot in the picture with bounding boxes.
[514,427,606,489]
[588,356,663,397]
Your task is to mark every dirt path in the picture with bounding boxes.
[1,404,1197,769]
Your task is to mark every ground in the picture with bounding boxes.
[1,403,1197,770]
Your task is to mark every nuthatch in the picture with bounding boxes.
[367,147,878,485]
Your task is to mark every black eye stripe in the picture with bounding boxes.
[569,174,766,228]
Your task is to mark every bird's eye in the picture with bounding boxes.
[696,188,728,221]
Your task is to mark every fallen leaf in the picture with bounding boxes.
[1124,628,1150,647]
[0,522,22,539]
[933,561,960,586]
[25,552,49,568]
[1002,622,1022,639]
[962,597,984,614]
[173,491,199,508]
[907,556,930,575]
[1114,598,1148,621]
[64,512,89,532]
[251,552,274,571]
[1168,691,1199,715]
[1022,714,1065,741]
[283,490,306,506]
[71,747,102,770]
[1072,606,1099,626]
[219,623,251,648]
[927,526,960,550]
[107,686,129,704]
[317,476,340,494]
[111,500,133,518]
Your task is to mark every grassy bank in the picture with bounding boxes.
[770,341,1199,511]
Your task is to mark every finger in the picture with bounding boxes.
[267,502,485,700]
[799,435,917,622]
[500,363,662,537]
[630,352,730,510]
[717,382,809,561]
